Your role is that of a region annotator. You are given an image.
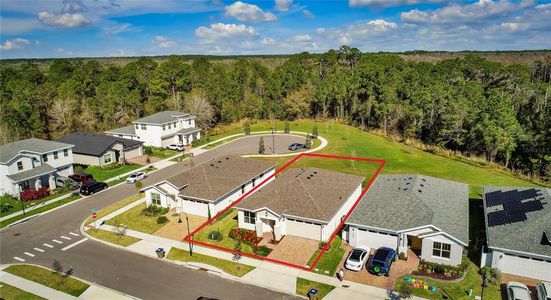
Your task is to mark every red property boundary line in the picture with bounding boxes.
[183,152,386,271]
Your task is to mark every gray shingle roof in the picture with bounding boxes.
[55,132,143,157]
[6,163,55,182]
[134,111,193,125]
[0,138,73,164]
[483,186,551,257]
[347,174,469,244]
[105,125,136,136]
[165,156,275,202]
[237,168,365,223]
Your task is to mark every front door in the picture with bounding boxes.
[409,236,423,251]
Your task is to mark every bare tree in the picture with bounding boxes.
[183,88,214,130]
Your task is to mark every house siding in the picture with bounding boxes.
[321,184,362,241]
[421,234,463,266]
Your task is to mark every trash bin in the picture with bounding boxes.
[155,248,165,259]
[307,288,318,300]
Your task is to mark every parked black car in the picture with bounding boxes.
[80,180,108,195]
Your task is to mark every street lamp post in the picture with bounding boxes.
[186,213,193,256]
[481,272,487,300]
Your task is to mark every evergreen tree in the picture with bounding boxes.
[312,125,319,139]
[305,135,312,149]
[258,137,265,154]
[284,120,290,133]
[243,122,251,135]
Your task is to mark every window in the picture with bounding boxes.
[135,124,139,130]
[252,178,256,187]
[103,153,112,164]
[244,211,256,224]
[141,124,146,130]
[53,151,58,159]
[20,180,30,191]
[188,120,192,125]
[42,154,48,162]
[151,193,161,206]
[63,149,69,157]
[241,184,245,194]
[260,173,264,178]
[163,125,166,131]
[432,242,451,259]
[17,161,23,171]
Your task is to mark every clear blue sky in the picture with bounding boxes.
[1,0,550,58]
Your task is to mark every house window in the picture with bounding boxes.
[241,184,245,194]
[151,193,161,206]
[163,125,165,131]
[63,149,69,157]
[53,151,58,159]
[260,173,264,178]
[432,242,451,259]
[17,161,23,171]
[135,124,139,130]
[20,180,30,191]
[141,124,146,130]
[103,153,112,164]
[42,154,48,162]
[188,120,192,125]
[252,178,256,187]
[244,211,256,224]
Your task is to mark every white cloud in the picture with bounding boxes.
[224,1,277,22]
[302,9,315,19]
[196,23,258,41]
[293,34,312,42]
[349,0,441,7]
[102,23,135,35]
[0,38,31,50]
[261,37,276,45]
[38,11,91,28]
[275,0,293,12]
[152,36,177,48]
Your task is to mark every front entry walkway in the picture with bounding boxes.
[265,235,319,267]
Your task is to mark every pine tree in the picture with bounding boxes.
[305,135,312,149]
[312,125,318,139]
[258,137,265,154]
[284,120,290,133]
[243,122,251,135]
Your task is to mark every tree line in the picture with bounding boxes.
[1,47,549,183]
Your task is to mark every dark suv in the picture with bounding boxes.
[69,172,94,184]
[368,247,397,276]
[80,180,108,195]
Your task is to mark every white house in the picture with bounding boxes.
[236,168,364,242]
[0,138,75,196]
[105,111,200,148]
[56,132,143,166]
[142,156,276,217]
[480,186,551,281]
[345,175,469,266]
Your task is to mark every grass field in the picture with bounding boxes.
[0,282,46,300]
[144,147,179,159]
[86,229,141,246]
[85,194,143,225]
[306,236,345,275]
[85,164,141,182]
[296,277,336,299]
[167,247,255,277]
[3,265,90,297]
[105,203,166,234]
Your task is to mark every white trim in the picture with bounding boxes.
[488,246,551,260]
[2,146,74,165]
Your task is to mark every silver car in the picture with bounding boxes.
[126,172,146,183]
[537,282,551,300]
[507,282,531,300]
[345,246,370,271]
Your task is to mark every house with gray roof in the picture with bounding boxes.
[346,174,469,266]
[105,111,200,148]
[481,186,551,281]
[236,168,365,242]
[141,156,276,218]
[56,132,143,166]
[0,138,75,196]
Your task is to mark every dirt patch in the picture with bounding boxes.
[153,209,207,241]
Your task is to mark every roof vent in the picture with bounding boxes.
[226,157,229,160]
[313,171,318,174]
[422,178,426,182]
[418,189,422,193]
[210,163,214,166]
[420,184,424,187]
[218,160,221,163]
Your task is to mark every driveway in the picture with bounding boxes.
[264,235,319,267]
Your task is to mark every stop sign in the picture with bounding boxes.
[92,212,97,219]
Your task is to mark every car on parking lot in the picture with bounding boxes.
[80,180,108,195]
[55,177,80,189]
[368,247,397,276]
[288,143,306,151]
[69,172,94,184]
[536,282,551,300]
[126,172,146,183]
[345,246,371,271]
[507,282,531,300]
[167,144,185,151]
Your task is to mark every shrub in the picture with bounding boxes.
[284,120,290,133]
[141,205,169,217]
[144,147,153,156]
[157,216,168,224]
[20,188,50,201]
[398,252,407,260]
[318,241,328,250]
[480,266,501,285]
[397,282,412,299]
[208,230,223,241]
[101,162,121,170]
[254,245,272,257]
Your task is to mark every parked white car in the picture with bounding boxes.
[167,144,185,151]
[55,177,80,189]
[345,246,371,271]
[126,172,146,183]
[507,282,531,300]
[537,282,551,300]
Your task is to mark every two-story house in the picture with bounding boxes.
[0,138,75,196]
[105,111,201,148]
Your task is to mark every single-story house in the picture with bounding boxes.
[236,168,365,242]
[56,132,144,166]
[142,156,276,217]
[481,186,551,281]
[345,174,469,266]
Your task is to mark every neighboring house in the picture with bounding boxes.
[481,186,551,281]
[142,156,276,218]
[56,132,144,166]
[236,168,365,242]
[0,138,75,196]
[345,174,469,266]
[105,111,200,147]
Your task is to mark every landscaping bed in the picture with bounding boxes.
[296,277,335,299]
[86,228,141,247]
[229,228,263,246]
[306,236,345,275]
[167,247,255,277]
[412,259,468,281]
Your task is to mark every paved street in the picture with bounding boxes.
[0,134,304,300]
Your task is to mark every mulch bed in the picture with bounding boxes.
[229,228,263,246]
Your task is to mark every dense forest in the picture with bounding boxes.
[1,47,550,183]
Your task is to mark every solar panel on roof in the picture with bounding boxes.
[508,213,527,223]
[486,191,502,207]
[488,211,507,227]
[523,200,544,212]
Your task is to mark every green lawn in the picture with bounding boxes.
[144,146,179,159]
[395,258,501,300]
[86,228,141,246]
[105,202,165,234]
[193,209,256,254]
[167,247,255,277]
[3,265,90,297]
[169,153,192,162]
[0,282,46,300]
[85,193,143,225]
[1,194,81,229]
[296,277,336,299]
[85,164,141,182]
[306,236,345,275]
[0,189,74,219]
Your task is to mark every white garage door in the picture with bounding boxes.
[183,199,209,217]
[286,219,321,240]
[499,253,551,281]
[124,146,142,159]
[351,227,398,249]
